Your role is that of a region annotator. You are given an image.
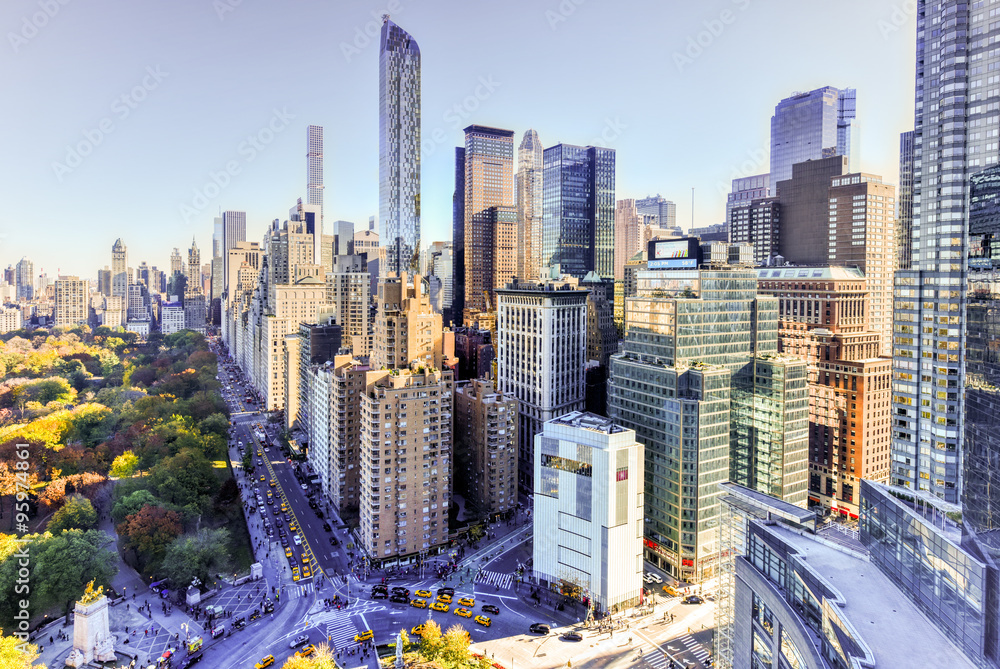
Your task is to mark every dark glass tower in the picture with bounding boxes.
[541,144,616,280]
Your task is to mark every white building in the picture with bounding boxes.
[161,302,185,334]
[495,273,588,492]
[532,411,644,614]
[126,319,151,338]
[0,305,22,333]
[53,276,89,327]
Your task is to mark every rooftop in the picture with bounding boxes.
[548,411,627,435]
[757,266,866,281]
[765,521,978,669]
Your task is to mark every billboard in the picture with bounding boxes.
[652,240,691,259]
[647,238,701,269]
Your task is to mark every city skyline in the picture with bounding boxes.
[2,0,914,276]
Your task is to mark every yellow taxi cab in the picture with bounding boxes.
[254,655,275,668]
[289,522,298,532]
[291,566,300,582]
[475,615,491,627]
[454,607,472,618]
[295,644,315,658]
[302,566,311,578]
[269,480,276,488]
[414,589,432,598]
[410,599,427,609]
[301,553,309,563]
[411,624,425,637]
[430,602,449,613]
[354,630,374,643]
[260,475,266,482]
[458,597,475,607]
[436,593,452,604]
[284,547,292,558]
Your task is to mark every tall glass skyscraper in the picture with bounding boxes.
[517,129,544,283]
[379,17,421,276]
[890,0,999,503]
[307,125,324,228]
[541,144,616,280]
[769,86,857,185]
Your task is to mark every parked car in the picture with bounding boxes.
[529,623,550,634]
[389,594,409,604]
[682,594,704,605]
[561,632,583,642]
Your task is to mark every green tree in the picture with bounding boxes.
[46,494,98,533]
[109,450,139,478]
[111,489,160,524]
[0,634,44,669]
[146,449,218,513]
[161,528,230,588]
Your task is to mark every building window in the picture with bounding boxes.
[780,631,805,669]
[753,592,775,636]
[752,629,773,669]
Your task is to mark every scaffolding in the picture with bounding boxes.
[716,492,765,669]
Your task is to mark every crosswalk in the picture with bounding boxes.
[324,616,363,650]
[286,582,315,599]
[663,632,712,667]
[637,641,668,668]
[475,570,512,590]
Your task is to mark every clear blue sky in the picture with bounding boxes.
[0,0,915,278]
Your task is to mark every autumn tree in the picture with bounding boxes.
[279,644,338,669]
[46,494,97,533]
[109,450,139,478]
[117,504,182,573]
[0,633,44,669]
[111,489,160,524]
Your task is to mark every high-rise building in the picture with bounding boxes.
[769,86,857,185]
[454,378,518,520]
[897,130,915,271]
[516,129,544,283]
[496,273,588,491]
[97,267,111,297]
[426,241,453,323]
[350,228,381,299]
[161,299,185,334]
[379,17,421,277]
[452,147,466,320]
[111,239,128,298]
[372,273,452,371]
[581,272,617,369]
[541,144,616,280]
[532,412,643,614]
[187,238,201,293]
[53,276,89,327]
[307,125,324,228]
[169,248,184,284]
[452,326,494,382]
[889,0,994,503]
[727,196,780,265]
[330,221,354,257]
[15,257,33,301]
[725,174,770,233]
[614,199,647,282]
[757,267,892,518]
[325,255,370,356]
[609,242,808,582]
[458,125,516,319]
[0,306,22,334]
[635,195,677,231]
[221,210,247,293]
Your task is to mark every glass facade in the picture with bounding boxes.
[541,144,616,280]
[769,86,856,185]
[860,480,994,665]
[379,18,421,276]
[516,129,544,282]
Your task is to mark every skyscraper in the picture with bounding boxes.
[897,130,916,271]
[111,239,128,298]
[169,248,184,284]
[54,276,89,327]
[186,238,201,293]
[460,125,516,318]
[379,17,421,276]
[307,125,324,227]
[614,199,645,281]
[221,210,247,294]
[635,195,677,231]
[15,257,33,301]
[452,147,466,320]
[891,0,985,502]
[516,129,544,283]
[769,86,857,185]
[541,144,616,280]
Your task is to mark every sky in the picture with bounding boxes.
[0,0,916,279]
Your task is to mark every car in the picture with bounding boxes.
[389,593,408,604]
[561,632,583,642]
[292,571,300,582]
[411,624,425,637]
[308,501,317,509]
[529,623,551,634]
[322,523,332,532]
[371,590,388,599]
[289,635,309,648]
[301,484,309,491]
[475,615,492,627]
[662,585,680,597]
[259,475,265,482]
[436,593,452,604]
[392,587,410,597]
[410,598,427,609]
[254,656,275,669]
[482,604,500,615]
[266,498,273,506]
[289,523,298,532]
[269,480,277,488]
[302,567,311,578]
[256,459,263,466]
[329,537,338,546]
[682,594,705,605]
[301,552,309,562]
[280,536,289,548]
[438,587,455,597]
[264,448,269,453]
[455,607,473,618]
[295,644,315,658]
[293,535,302,545]
[354,630,374,643]
[458,597,475,607]
[414,589,432,598]
[430,602,449,613]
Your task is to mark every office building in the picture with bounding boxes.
[126,284,148,321]
[541,144,616,280]
[221,210,247,293]
[15,257,33,302]
[379,17,421,277]
[517,129,544,283]
[614,199,654,281]
[635,195,676,231]
[183,293,206,333]
[325,255,370,356]
[897,130,915,271]
[454,378,518,520]
[725,174,770,231]
[456,125,516,319]
[453,326,494,382]
[307,125,324,227]
[581,272,617,369]
[532,412,643,614]
[452,146,467,320]
[350,228,381,299]
[97,267,111,297]
[287,316,341,433]
[186,239,201,293]
[169,247,184,283]
[53,276,88,327]
[727,196,780,266]
[757,267,892,518]
[713,481,982,669]
[609,241,808,582]
[161,300,185,334]
[496,273,588,491]
[110,239,127,299]
[769,86,857,185]
[890,0,991,503]
[0,306,21,334]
